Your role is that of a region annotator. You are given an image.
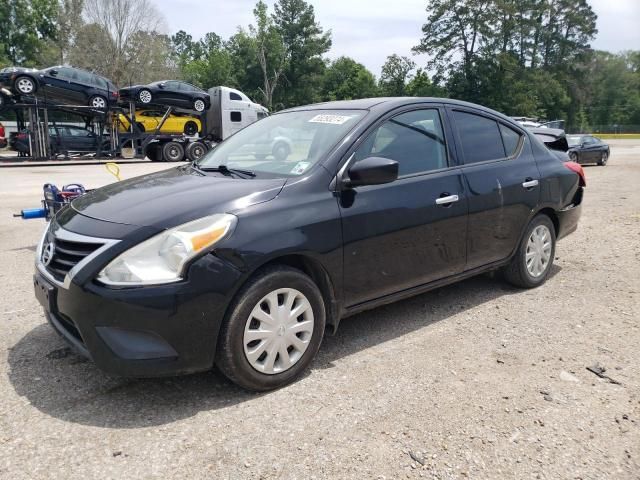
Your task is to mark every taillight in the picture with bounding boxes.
[564,161,586,187]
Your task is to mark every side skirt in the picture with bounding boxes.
[342,258,511,319]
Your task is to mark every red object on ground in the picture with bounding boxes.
[0,122,5,139]
[564,161,586,187]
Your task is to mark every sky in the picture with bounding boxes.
[153,0,640,76]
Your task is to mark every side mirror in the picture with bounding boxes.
[345,156,399,188]
[158,83,165,89]
[49,69,58,76]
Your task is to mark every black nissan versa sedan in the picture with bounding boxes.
[33,98,584,391]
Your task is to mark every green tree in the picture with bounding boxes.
[272,0,331,107]
[251,1,286,110]
[179,32,233,88]
[57,0,84,63]
[379,54,415,96]
[322,56,378,100]
[405,69,445,97]
[0,0,59,66]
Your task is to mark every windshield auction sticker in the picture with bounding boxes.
[291,161,311,175]
[308,114,353,125]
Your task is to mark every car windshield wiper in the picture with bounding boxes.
[193,163,256,178]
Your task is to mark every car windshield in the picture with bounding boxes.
[196,109,366,177]
[567,136,583,146]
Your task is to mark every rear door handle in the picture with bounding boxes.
[522,179,539,188]
[435,194,459,205]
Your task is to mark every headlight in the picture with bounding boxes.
[97,214,237,286]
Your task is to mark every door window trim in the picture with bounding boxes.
[447,106,526,167]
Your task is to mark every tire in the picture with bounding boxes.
[145,144,162,162]
[89,95,107,109]
[14,76,37,95]
[193,98,206,112]
[185,141,207,161]
[183,121,198,136]
[503,214,556,289]
[272,142,290,161]
[138,89,152,104]
[216,266,326,391]
[598,151,608,166]
[568,151,578,163]
[162,141,185,162]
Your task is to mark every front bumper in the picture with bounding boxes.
[34,219,244,377]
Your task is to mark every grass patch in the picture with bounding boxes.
[593,133,640,139]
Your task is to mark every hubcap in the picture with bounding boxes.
[17,78,34,93]
[194,100,205,111]
[139,90,152,103]
[243,288,314,375]
[92,97,105,108]
[525,225,552,278]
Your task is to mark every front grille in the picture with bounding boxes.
[45,236,103,281]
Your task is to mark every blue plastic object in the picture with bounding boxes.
[16,208,47,219]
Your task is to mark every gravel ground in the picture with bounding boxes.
[0,142,638,479]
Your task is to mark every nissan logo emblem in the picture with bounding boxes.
[41,241,55,267]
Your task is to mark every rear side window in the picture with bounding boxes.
[230,92,243,101]
[499,124,522,156]
[453,110,505,164]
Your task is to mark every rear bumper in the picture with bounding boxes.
[556,188,583,240]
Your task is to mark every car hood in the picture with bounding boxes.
[71,166,286,229]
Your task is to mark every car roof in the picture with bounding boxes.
[280,97,522,126]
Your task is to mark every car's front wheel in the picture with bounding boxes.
[598,151,609,166]
[15,76,37,95]
[569,151,579,163]
[216,266,326,391]
[503,214,556,289]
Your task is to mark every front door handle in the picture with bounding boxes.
[522,179,539,189]
[435,194,459,205]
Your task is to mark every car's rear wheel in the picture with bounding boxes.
[183,121,198,136]
[569,151,579,163]
[185,141,207,161]
[193,99,206,112]
[216,266,326,391]
[598,151,608,166]
[15,76,36,95]
[138,89,152,104]
[89,95,107,109]
[162,141,185,162]
[503,214,556,289]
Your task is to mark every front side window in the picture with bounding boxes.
[54,67,74,80]
[197,109,365,177]
[354,109,447,176]
[453,110,505,164]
